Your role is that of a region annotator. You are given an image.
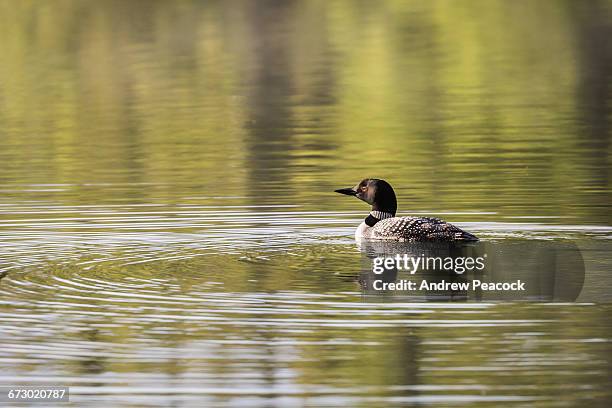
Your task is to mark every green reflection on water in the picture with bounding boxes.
[0,0,610,222]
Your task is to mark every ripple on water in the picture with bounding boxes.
[1,204,611,407]
[1,204,611,272]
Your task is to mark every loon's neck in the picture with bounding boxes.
[364,210,394,227]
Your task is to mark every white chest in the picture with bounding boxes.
[355,221,373,240]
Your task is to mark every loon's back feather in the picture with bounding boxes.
[370,216,478,242]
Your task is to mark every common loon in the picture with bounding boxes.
[335,178,479,242]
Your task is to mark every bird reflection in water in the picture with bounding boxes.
[356,239,584,302]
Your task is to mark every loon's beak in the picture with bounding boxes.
[334,187,356,196]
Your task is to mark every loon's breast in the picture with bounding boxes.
[355,221,373,240]
[356,216,478,242]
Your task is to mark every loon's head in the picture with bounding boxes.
[335,178,397,216]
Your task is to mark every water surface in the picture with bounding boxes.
[1,1,611,406]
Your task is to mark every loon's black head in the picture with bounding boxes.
[335,178,397,216]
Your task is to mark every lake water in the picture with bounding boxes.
[1,1,611,407]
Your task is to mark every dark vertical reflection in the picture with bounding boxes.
[573,0,612,220]
[76,328,106,376]
[235,1,298,313]
[242,1,296,195]
[393,329,421,395]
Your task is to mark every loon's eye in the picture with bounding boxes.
[361,186,367,191]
